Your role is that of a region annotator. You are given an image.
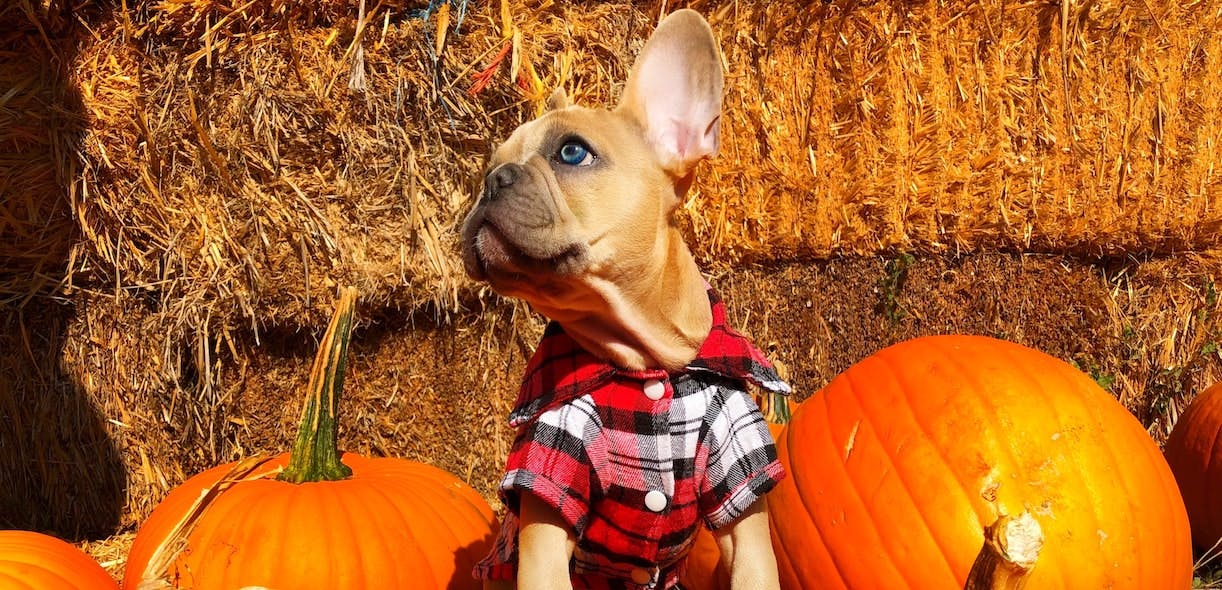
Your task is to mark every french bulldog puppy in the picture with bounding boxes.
[463,9,787,590]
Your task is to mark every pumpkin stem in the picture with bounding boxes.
[964,512,1043,590]
[278,286,358,483]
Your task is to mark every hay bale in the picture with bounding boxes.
[0,4,87,302]
[68,1,645,332]
[62,0,1222,329]
[0,300,126,540]
[39,252,1221,539]
[696,0,1222,259]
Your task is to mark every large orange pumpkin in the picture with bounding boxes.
[1164,380,1222,550]
[0,530,118,589]
[770,335,1192,589]
[123,288,497,589]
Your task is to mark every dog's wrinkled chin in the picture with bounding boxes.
[464,219,589,289]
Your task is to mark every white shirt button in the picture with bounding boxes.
[630,567,654,584]
[645,489,668,512]
[643,379,665,401]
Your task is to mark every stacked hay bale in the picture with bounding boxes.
[0,2,83,302]
[0,0,1219,553]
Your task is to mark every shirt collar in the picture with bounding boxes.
[508,286,791,427]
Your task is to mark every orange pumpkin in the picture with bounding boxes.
[0,530,117,589]
[770,335,1191,589]
[123,287,497,589]
[680,525,730,590]
[1164,380,1222,550]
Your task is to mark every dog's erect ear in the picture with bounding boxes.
[617,9,723,177]
[547,87,570,111]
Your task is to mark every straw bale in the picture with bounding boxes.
[0,7,87,302]
[693,0,1222,260]
[60,0,1220,332]
[0,299,126,540]
[715,252,1222,442]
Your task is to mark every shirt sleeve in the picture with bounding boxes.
[500,396,601,537]
[698,386,785,530]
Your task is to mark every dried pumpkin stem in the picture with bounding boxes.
[964,512,1043,590]
[278,286,358,483]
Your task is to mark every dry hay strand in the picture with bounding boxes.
[80,531,135,582]
[694,0,1222,261]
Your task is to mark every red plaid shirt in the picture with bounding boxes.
[474,288,790,589]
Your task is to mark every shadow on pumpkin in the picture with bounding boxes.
[0,3,127,541]
[451,529,499,590]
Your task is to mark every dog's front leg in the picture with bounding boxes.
[517,493,577,590]
[714,500,781,590]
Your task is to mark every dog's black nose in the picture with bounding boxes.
[484,163,522,200]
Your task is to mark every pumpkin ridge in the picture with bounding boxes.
[322,481,357,585]
[894,339,1067,588]
[362,471,442,586]
[173,477,261,586]
[876,344,1001,510]
[927,337,1084,586]
[394,471,459,587]
[875,343,1007,571]
[808,378,908,586]
[0,573,30,590]
[772,531,799,589]
[840,361,962,586]
[403,466,494,586]
[411,483,471,587]
[208,480,286,587]
[774,413,848,590]
[345,474,403,586]
[1010,349,1107,590]
[781,395,851,587]
[941,339,1114,588]
[1046,349,1186,586]
[921,338,1031,512]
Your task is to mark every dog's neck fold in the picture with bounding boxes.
[559,229,712,372]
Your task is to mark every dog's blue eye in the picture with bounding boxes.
[556,141,594,166]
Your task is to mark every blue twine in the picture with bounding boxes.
[410,0,469,33]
